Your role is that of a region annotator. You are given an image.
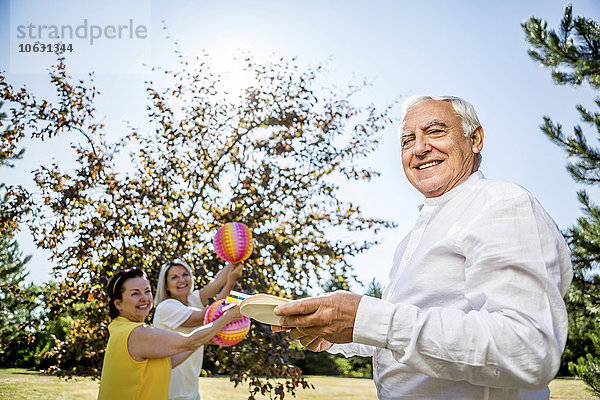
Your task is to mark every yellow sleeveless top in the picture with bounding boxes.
[97,317,171,400]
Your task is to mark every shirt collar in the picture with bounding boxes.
[418,170,484,211]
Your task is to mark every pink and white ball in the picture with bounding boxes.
[212,222,253,263]
[203,299,251,346]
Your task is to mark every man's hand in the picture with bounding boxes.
[272,290,362,344]
[290,328,334,352]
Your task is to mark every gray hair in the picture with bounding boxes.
[154,259,195,306]
[398,94,482,164]
[398,95,481,138]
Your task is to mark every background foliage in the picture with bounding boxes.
[4,3,600,397]
[523,4,600,396]
[0,51,394,397]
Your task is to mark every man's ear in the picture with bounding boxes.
[471,125,484,154]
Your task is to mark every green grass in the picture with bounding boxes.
[0,368,99,399]
[0,368,596,399]
[549,377,598,400]
[199,375,377,400]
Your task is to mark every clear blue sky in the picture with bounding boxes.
[1,0,599,291]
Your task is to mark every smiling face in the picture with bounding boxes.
[114,276,153,322]
[400,99,483,198]
[165,264,193,302]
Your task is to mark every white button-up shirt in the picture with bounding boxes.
[330,171,573,400]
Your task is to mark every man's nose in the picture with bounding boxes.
[413,134,431,155]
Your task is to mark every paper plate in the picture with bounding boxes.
[239,294,291,325]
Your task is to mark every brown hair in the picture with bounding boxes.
[106,268,146,319]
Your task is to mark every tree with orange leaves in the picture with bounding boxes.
[0,53,395,398]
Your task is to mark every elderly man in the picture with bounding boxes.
[273,95,573,400]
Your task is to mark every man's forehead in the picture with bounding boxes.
[402,100,457,128]
[405,99,454,116]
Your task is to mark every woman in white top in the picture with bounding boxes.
[153,259,243,400]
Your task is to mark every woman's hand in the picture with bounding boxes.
[208,262,244,303]
[227,263,243,285]
[222,305,243,323]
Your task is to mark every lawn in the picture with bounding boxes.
[0,368,99,400]
[0,368,596,399]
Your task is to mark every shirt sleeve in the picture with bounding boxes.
[327,343,375,358]
[188,289,206,310]
[353,193,573,389]
[153,299,194,330]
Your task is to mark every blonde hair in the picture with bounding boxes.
[154,259,195,306]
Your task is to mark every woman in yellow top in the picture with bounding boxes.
[97,268,241,400]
